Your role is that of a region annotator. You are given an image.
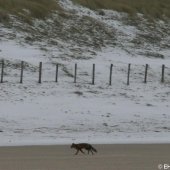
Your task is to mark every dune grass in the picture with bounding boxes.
[1,0,170,21]
[72,0,170,18]
[0,0,60,21]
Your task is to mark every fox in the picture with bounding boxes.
[71,143,97,155]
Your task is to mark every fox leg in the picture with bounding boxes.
[75,149,79,155]
[90,149,94,155]
[80,149,85,154]
[75,149,85,155]
[87,149,93,155]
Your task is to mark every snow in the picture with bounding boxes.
[0,40,45,63]
[0,0,170,146]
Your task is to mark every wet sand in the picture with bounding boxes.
[0,144,169,170]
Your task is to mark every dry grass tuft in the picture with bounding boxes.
[0,0,60,20]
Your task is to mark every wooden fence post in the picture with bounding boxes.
[144,64,148,83]
[109,64,113,85]
[161,64,165,83]
[127,63,131,85]
[74,63,77,83]
[92,64,95,85]
[20,61,24,83]
[38,62,42,83]
[1,60,4,83]
[55,64,58,83]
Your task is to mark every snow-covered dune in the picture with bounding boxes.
[0,0,170,146]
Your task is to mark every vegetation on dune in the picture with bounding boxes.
[1,0,170,22]
[0,0,169,60]
[72,0,170,18]
[0,0,60,22]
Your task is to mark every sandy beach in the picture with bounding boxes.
[0,144,169,170]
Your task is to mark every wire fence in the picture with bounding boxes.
[0,60,169,86]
